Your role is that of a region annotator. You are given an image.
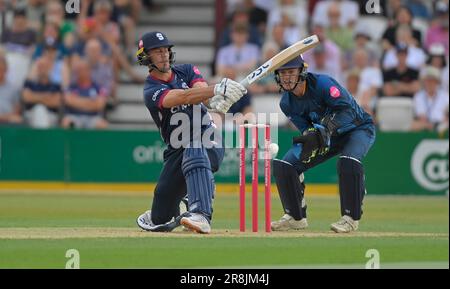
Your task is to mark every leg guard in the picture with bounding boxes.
[273,159,307,220]
[337,156,366,220]
[182,147,215,220]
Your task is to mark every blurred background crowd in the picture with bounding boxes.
[0,0,448,133]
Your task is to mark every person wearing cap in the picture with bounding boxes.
[411,66,449,132]
[135,31,247,234]
[266,56,375,233]
[382,43,421,98]
[426,43,449,91]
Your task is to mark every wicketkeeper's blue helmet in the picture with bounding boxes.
[274,55,309,92]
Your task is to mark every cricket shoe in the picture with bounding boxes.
[271,214,308,231]
[136,210,180,232]
[330,215,359,233]
[180,213,211,234]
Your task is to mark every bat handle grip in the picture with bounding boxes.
[239,77,250,88]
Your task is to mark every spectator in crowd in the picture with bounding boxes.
[270,22,290,50]
[312,0,359,28]
[303,23,342,80]
[345,67,360,97]
[382,25,426,70]
[385,0,403,22]
[22,57,62,128]
[1,8,36,54]
[243,0,268,41]
[33,21,69,61]
[84,38,116,106]
[91,0,121,46]
[351,48,383,116]
[411,66,449,132]
[427,43,447,74]
[219,7,262,48]
[382,6,422,50]
[216,23,260,81]
[267,0,307,45]
[45,0,76,51]
[113,0,141,58]
[1,8,36,88]
[248,41,280,95]
[425,0,449,56]
[307,43,343,83]
[343,26,379,70]
[216,23,257,118]
[325,1,354,53]
[0,53,22,125]
[20,0,47,32]
[382,43,420,98]
[62,60,108,129]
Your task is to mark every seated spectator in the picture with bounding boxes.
[22,0,47,32]
[382,25,426,70]
[307,43,343,84]
[266,0,306,45]
[312,0,359,28]
[0,8,36,54]
[22,57,62,128]
[84,38,116,106]
[346,68,360,97]
[62,60,108,129]
[269,23,289,50]
[0,54,22,125]
[248,41,280,95]
[45,0,77,51]
[381,6,422,50]
[216,23,260,81]
[243,0,268,41]
[113,0,141,58]
[1,8,36,88]
[425,1,449,56]
[427,43,447,77]
[344,26,379,70]
[382,43,420,98]
[411,66,449,131]
[325,1,354,53]
[219,7,262,48]
[33,21,70,61]
[303,24,342,80]
[29,39,70,89]
[351,48,383,116]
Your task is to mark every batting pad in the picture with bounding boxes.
[182,147,214,220]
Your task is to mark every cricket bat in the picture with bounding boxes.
[239,35,319,87]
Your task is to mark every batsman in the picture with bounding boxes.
[135,31,247,233]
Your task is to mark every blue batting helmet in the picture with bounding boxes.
[136,31,175,67]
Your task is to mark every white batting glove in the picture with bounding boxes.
[214,78,247,102]
[207,95,224,111]
[208,95,234,114]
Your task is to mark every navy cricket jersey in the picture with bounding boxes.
[280,73,373,135]
[143,64,214,146]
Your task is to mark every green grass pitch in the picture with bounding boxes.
[0,191,448,268]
